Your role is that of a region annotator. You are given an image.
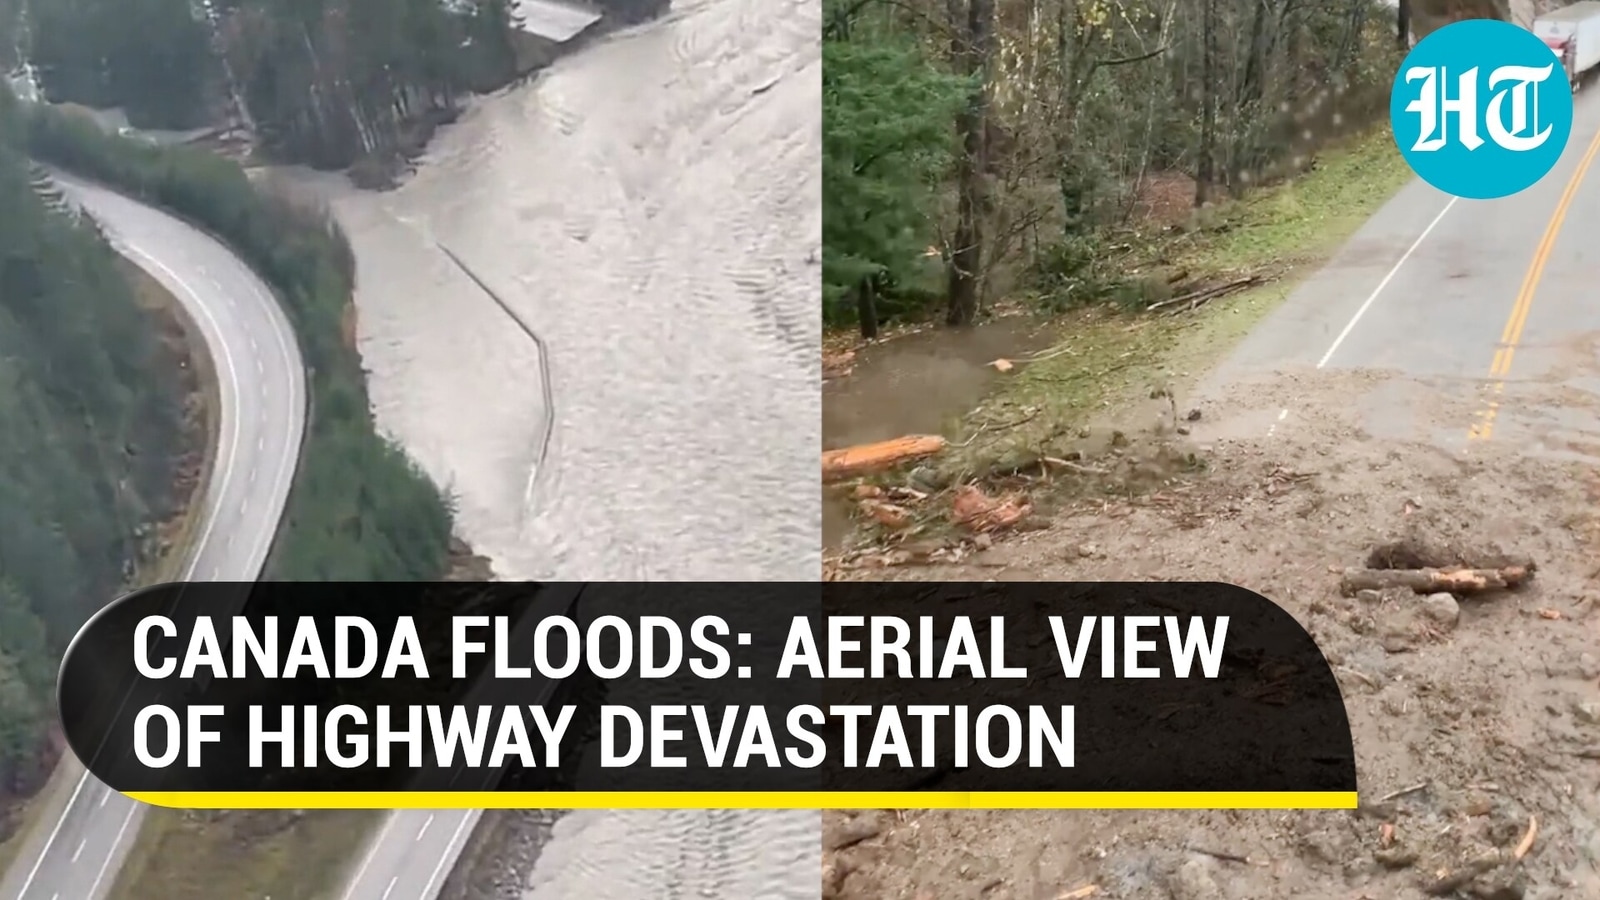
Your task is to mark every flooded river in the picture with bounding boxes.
[278,0,820,893]
[282,0,820,585]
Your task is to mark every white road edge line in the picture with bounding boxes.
[11,773,88,899]
[11,178,247,900]
[1269,195,1458,437]
[1317,196,1459,370]
[340,815,400,900]
[77,238,246,898]
[83,805,137,899]
[417,813,477,900]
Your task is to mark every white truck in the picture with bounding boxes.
[1534,1,1600,89]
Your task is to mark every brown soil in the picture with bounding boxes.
[824,365,1600,900]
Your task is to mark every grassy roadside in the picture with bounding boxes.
[937,126,1415,480]
[110,810,381,900]
[0,257,221,877]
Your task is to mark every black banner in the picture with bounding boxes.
[58,582,1356,794]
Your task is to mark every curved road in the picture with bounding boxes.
[0,172,306,900]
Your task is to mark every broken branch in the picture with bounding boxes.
[1338,565,1534,597]
[823,435,947,481]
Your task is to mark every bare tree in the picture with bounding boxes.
[1196,0,1218,206]
[946,0,993,327]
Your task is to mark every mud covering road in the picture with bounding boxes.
[273,0,820,895]
[825,82,1600,900]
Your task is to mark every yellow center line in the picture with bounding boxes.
[1469,122,1600,442]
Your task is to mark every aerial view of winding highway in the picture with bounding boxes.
[1,0,816,894]
[0,173,306,899]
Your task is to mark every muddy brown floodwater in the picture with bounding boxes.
[273,0,820,894]
[823,314,1059,547]
[277,0,820,585]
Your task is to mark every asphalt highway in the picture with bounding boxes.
[1193,88,1600,453]
[0,172,306,900]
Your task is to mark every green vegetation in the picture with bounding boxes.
[0,86,186,810]
[111,809,381,900]
[31,0,216,130]
[25,0,515,163]
[945,128,1415,479]
[822,24,968,328]
[15,0,669,171]
[823,0,1406,336]
[21,104,456,581]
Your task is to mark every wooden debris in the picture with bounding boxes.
[990,358,1015,372]
[858,499,911,529]
[1146,275,1261,314]
[1338,565,1534,597]
[1057,886,1098,900]
[950,484,1031,533]
[1513,814,1537,860]
[1380,781,1430,802]
[1423,849,1505,895]
[823,435,947,481]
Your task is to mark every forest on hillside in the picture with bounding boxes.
[0,86,186,812]
[3,0,668,171]
[823,0,1413,336]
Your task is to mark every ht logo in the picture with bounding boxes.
[1389,20,1573,200]
[1403,64,1556,153]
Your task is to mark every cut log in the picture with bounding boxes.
[1338,565,1534,597]
[822,435,947,481]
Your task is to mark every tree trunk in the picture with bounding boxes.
[1195,0,1217,206]
[856,274,879,340]
[945,0,991,327]
[1397,0,1411,49]
[1238,0,1270,104]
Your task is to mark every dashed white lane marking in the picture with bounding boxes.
[84,803,137,898]
[381,876,397,900]
[70,840,84,863]
[416,814,433,841]
[1266,407,1289,437]
[1269,196,1458,438]
[98,787,109,808]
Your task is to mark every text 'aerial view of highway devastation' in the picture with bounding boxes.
[0,0,817,894]
[823,0,1599,898]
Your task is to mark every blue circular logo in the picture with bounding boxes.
[1390,19,1573,200]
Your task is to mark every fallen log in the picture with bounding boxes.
[1338,565,1534,597]
[822,435,947,482]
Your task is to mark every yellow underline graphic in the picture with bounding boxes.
[1469,123,1600,443]
[124,790,1360,810]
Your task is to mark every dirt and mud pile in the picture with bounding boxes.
[825,366,1600,900]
